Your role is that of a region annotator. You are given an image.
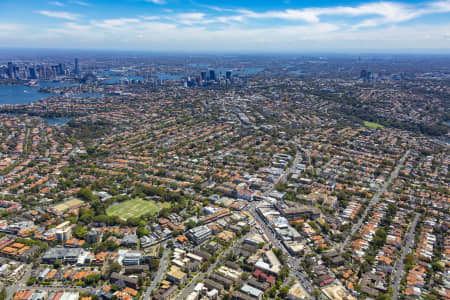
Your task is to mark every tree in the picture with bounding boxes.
[136,226,149,237]
[279,286,290,298]
[0,288,6,300]
[423,294,438,300]
[149,259,160,271]
[186,220,197,230]
[372,229,387,248]
[77,187,97,202]
[312,288,320,298]
[431,262,444,273]
[267,286,277,298]
[108,262,122,274]
[279,266,290,281]
[201,262,210,272]
[240,272,249,280]
[26,278,36,286]
[73,225,87,239]
[127,217,140,227]
[376,293,390,300]
[85,273,101,285]
[79,208,95,224]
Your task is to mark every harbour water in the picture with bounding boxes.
[0,85,49,105]
[0,81,77,105]
[103,75,144,84]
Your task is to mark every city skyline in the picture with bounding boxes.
[0,0,450,52]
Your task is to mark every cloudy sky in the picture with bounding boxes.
[0,0,449,52]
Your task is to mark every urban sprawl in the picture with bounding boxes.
[0,53,448,300]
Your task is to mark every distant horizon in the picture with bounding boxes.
[0,47,449,56]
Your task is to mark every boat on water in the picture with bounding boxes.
[24,80,39,87]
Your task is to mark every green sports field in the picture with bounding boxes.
[364,121,384,129]
[106,199,162,220]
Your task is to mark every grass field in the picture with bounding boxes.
[106,199,164,220]
[364,121,384,129]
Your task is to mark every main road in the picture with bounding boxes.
[6,264,32,300]
[246,150,314,299]
[391,213,420,300]
[143,241,169,300]
[339,150,410,251]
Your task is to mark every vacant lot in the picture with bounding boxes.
[364,121,384,129]
[106,199,163,220]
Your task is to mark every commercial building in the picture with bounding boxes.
[110,272,139,289]
[42,248,89,264]
[166,266,187,284]
[56,227,72,243]
[122,251,142,266]
[121,234,138,247]
[187,225,211,245]
[241,284,263,299]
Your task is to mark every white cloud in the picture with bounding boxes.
[37,10,80,20]
[174,13,214,25]
[34,21,448,51]
[218,0,450,28]
[4,0,447,51]
[71,0,89,6]
[141,16,161,21]
[215,15,245,23]
[4,18,450,52]
[429,0,450,10]
[235,2,421,25]
[49,1,65,7]
[145,0,166,4]
[91,18,141,30]
[197,4,237,13]
[0,24,20,31]
[237,8,320,23]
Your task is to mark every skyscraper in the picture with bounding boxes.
[51,65,58,78]
[29,67,37,79]
[7,62,15,79]
[38,65,44,79]
[74,58,79,74]
[209,70,216,81]
[201,71,207,81]
[360,70,367,80]
[226,71,232,80]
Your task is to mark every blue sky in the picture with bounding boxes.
[0,0,449,52]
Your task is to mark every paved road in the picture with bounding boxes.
[248,204,286,253]
[318,158,335,176]
[261,151,300,196]
[249,199,315,295]
[340,150,410,251]
[392,213,420,300]
[143,241,169,300]
[250,151,315,299]
[288,257,315,297]
[6,264,32,299]
[6,264,97,298]
[279,152,301,184]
